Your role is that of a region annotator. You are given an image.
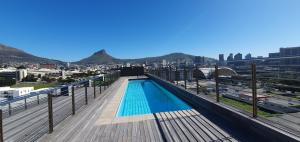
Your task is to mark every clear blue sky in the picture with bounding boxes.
[0,0,300,62]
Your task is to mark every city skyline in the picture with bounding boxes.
[1,0,300,61]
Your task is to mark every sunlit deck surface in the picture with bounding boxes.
[36,77,260,142]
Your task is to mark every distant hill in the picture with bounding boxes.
[75,49,216,65]
[122,52,215,64]
[0,43,216,65]
[0,44,64,64]
[75,49,121,65]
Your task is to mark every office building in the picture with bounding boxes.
[219,54,224,62]
[0,69,27,82]
[234,53,242,60]
[280,46,300,57]
[218,54,225,65]
[280,47,300,65]
[227,53,234,61]
[245,53,251,60]
[269,52,280,58]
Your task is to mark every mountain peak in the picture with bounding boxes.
[77,49,119,65]
[94,49,107,55]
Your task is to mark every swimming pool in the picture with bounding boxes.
[117,79,192,116]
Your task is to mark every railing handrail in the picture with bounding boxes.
[0,75,103,106]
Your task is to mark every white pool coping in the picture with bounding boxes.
[96,77,194,125]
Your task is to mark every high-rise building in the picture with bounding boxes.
[227,53,234,61]
[219,54,224,62]
[279,47,300,65]
[245,53,252,60]
[218,54,225,65]
[234,53,242,60]
[280,46,300,57]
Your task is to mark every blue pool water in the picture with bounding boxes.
[117,79,192,116]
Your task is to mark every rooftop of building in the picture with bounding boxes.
[1,74,299,142]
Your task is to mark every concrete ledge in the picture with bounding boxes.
[147,74,300,142]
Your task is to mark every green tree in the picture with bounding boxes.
[22,74,37,82]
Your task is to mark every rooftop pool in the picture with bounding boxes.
[117,79,192,117]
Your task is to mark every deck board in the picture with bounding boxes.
[173,111,203,141]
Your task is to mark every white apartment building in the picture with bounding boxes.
[0,87,34,98]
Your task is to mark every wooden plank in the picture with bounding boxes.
[123,122,129,142]
[95,125,106,142]
[189,109,232,139]
[90,126,101,142]
[168,111,197,142]
[186,110,227,140]
[173,111,205,141]
[163,112,189,142]
[138,121,146,142]
[148,119,161,142]
[131,121,138,142]
[155,113,174,142]
[142,120,151,142]
[117,124,125,142]
[181,110,220,141]
[127,122,133,142]
[177,110,212,141]
[146,120,156,142]
[158,112,181,142]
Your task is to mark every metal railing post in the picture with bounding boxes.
[196,79,199,94]
[72,86,75,115]
[93,80,96,99]
[103,76,107,90]
[8,103,11,116]
[175,68,178,85]
[47,93,53,133]
[24,98,27,109]
[99,82,102,94]
[184,67,187,89]
[195,66,200,94]
[0,109,3,142]
[169,66,172,82]
[37,94,40,104]
[215,65,220,102]
[252,63,257,118]
[85,83,88,105]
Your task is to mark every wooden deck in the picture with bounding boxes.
[2,85,103,142]
[38,77,238,142]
